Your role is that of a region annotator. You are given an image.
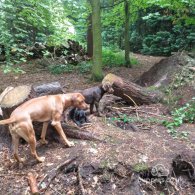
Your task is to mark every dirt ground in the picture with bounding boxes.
[0,54,194,195]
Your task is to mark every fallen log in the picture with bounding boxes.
[33,122,103,143]
[0,82,63,119]
[102,73,163,105]
[33,82,64,96]
[0,85,37,119]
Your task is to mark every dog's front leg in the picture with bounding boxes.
[90,103,94,114]
[40,122,49,144]
[51,120,74,147]
[95,101,102,117]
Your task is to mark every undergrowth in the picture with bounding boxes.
[102,47,138,67]
[49,47,138,74]
[162,98,195,138]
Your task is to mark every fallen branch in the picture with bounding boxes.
[27,172,40,195]
[62,124,104,142]
[139,177,156,194]
[78,163,86,195]
[40,156,78,193]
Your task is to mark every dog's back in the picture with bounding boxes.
[81,85,105,104]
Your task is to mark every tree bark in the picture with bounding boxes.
[90,0,103,81]
[102,73,163,105]
[124,0,131,67]
[87,13,93,58]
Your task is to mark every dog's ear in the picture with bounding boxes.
[102,82,114,93]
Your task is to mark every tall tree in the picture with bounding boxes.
[89,0,103,81]
[124,0,131,67]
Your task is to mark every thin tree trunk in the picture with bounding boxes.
[87,13,93,58]
[90,0,103,81]
[124,0,131,67]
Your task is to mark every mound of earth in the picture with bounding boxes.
[136,52,195,87]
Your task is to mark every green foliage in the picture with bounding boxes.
[142,31,174,56]
[102,47,125,67]
[133,163,148,172]
[141,11,195,56]
[102,47,138,67]
[162,98,195,138]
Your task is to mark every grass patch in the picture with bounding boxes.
[133,163,148,172]
[49,61,92,74]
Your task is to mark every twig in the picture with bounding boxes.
[123,94,140,119]
[27,172,40,195]
[139,177,156,194]
[40,156,78,192]
[167,180,180,193]
[78,163,86,195]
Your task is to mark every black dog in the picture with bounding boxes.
[81,83,113,116]
[69,107,89,126]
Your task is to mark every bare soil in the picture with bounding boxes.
[0,54,194,195]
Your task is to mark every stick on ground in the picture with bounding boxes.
[27,172,40,195]
[78,163,86,195]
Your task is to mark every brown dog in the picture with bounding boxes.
[0,93,88,163]
[81,83,113,116]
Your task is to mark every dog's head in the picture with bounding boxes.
[102,82,114,94]
[71,93,89,110]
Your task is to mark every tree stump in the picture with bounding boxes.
[102,73,163,105]
[0,85,37,119]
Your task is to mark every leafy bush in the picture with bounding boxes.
[141,31,174,56]
[102,47,138,67]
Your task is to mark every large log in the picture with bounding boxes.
[33,122,102,142]
[33,82,64,96]
[0,82,63,119]
[102,73,163,105]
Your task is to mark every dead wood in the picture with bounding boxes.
[102,73,163,105]
[0,85,36,119]
[40,157,78,192]
[172,152,195,181]
[33,82,64,96]
[0,82,64,119]
[62,123,103,142]
[34,122,104,143]
[27,172,40,195]
[78,163,86,195]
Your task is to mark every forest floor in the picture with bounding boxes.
[0,53,195,195]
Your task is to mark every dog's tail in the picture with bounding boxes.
[0,117,16,125]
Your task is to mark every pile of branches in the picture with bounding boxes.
[0,39,90,65]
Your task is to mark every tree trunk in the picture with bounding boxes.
[124,0,131,67]
[90,0,103,81]
[87,13,93,58]
[102,73,163,105]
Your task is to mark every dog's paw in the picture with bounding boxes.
[68,141,75,147]
[19,157,26,163]
[37,156,45,163]
[40,139,48,145]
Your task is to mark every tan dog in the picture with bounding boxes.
[0,93,88,163]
